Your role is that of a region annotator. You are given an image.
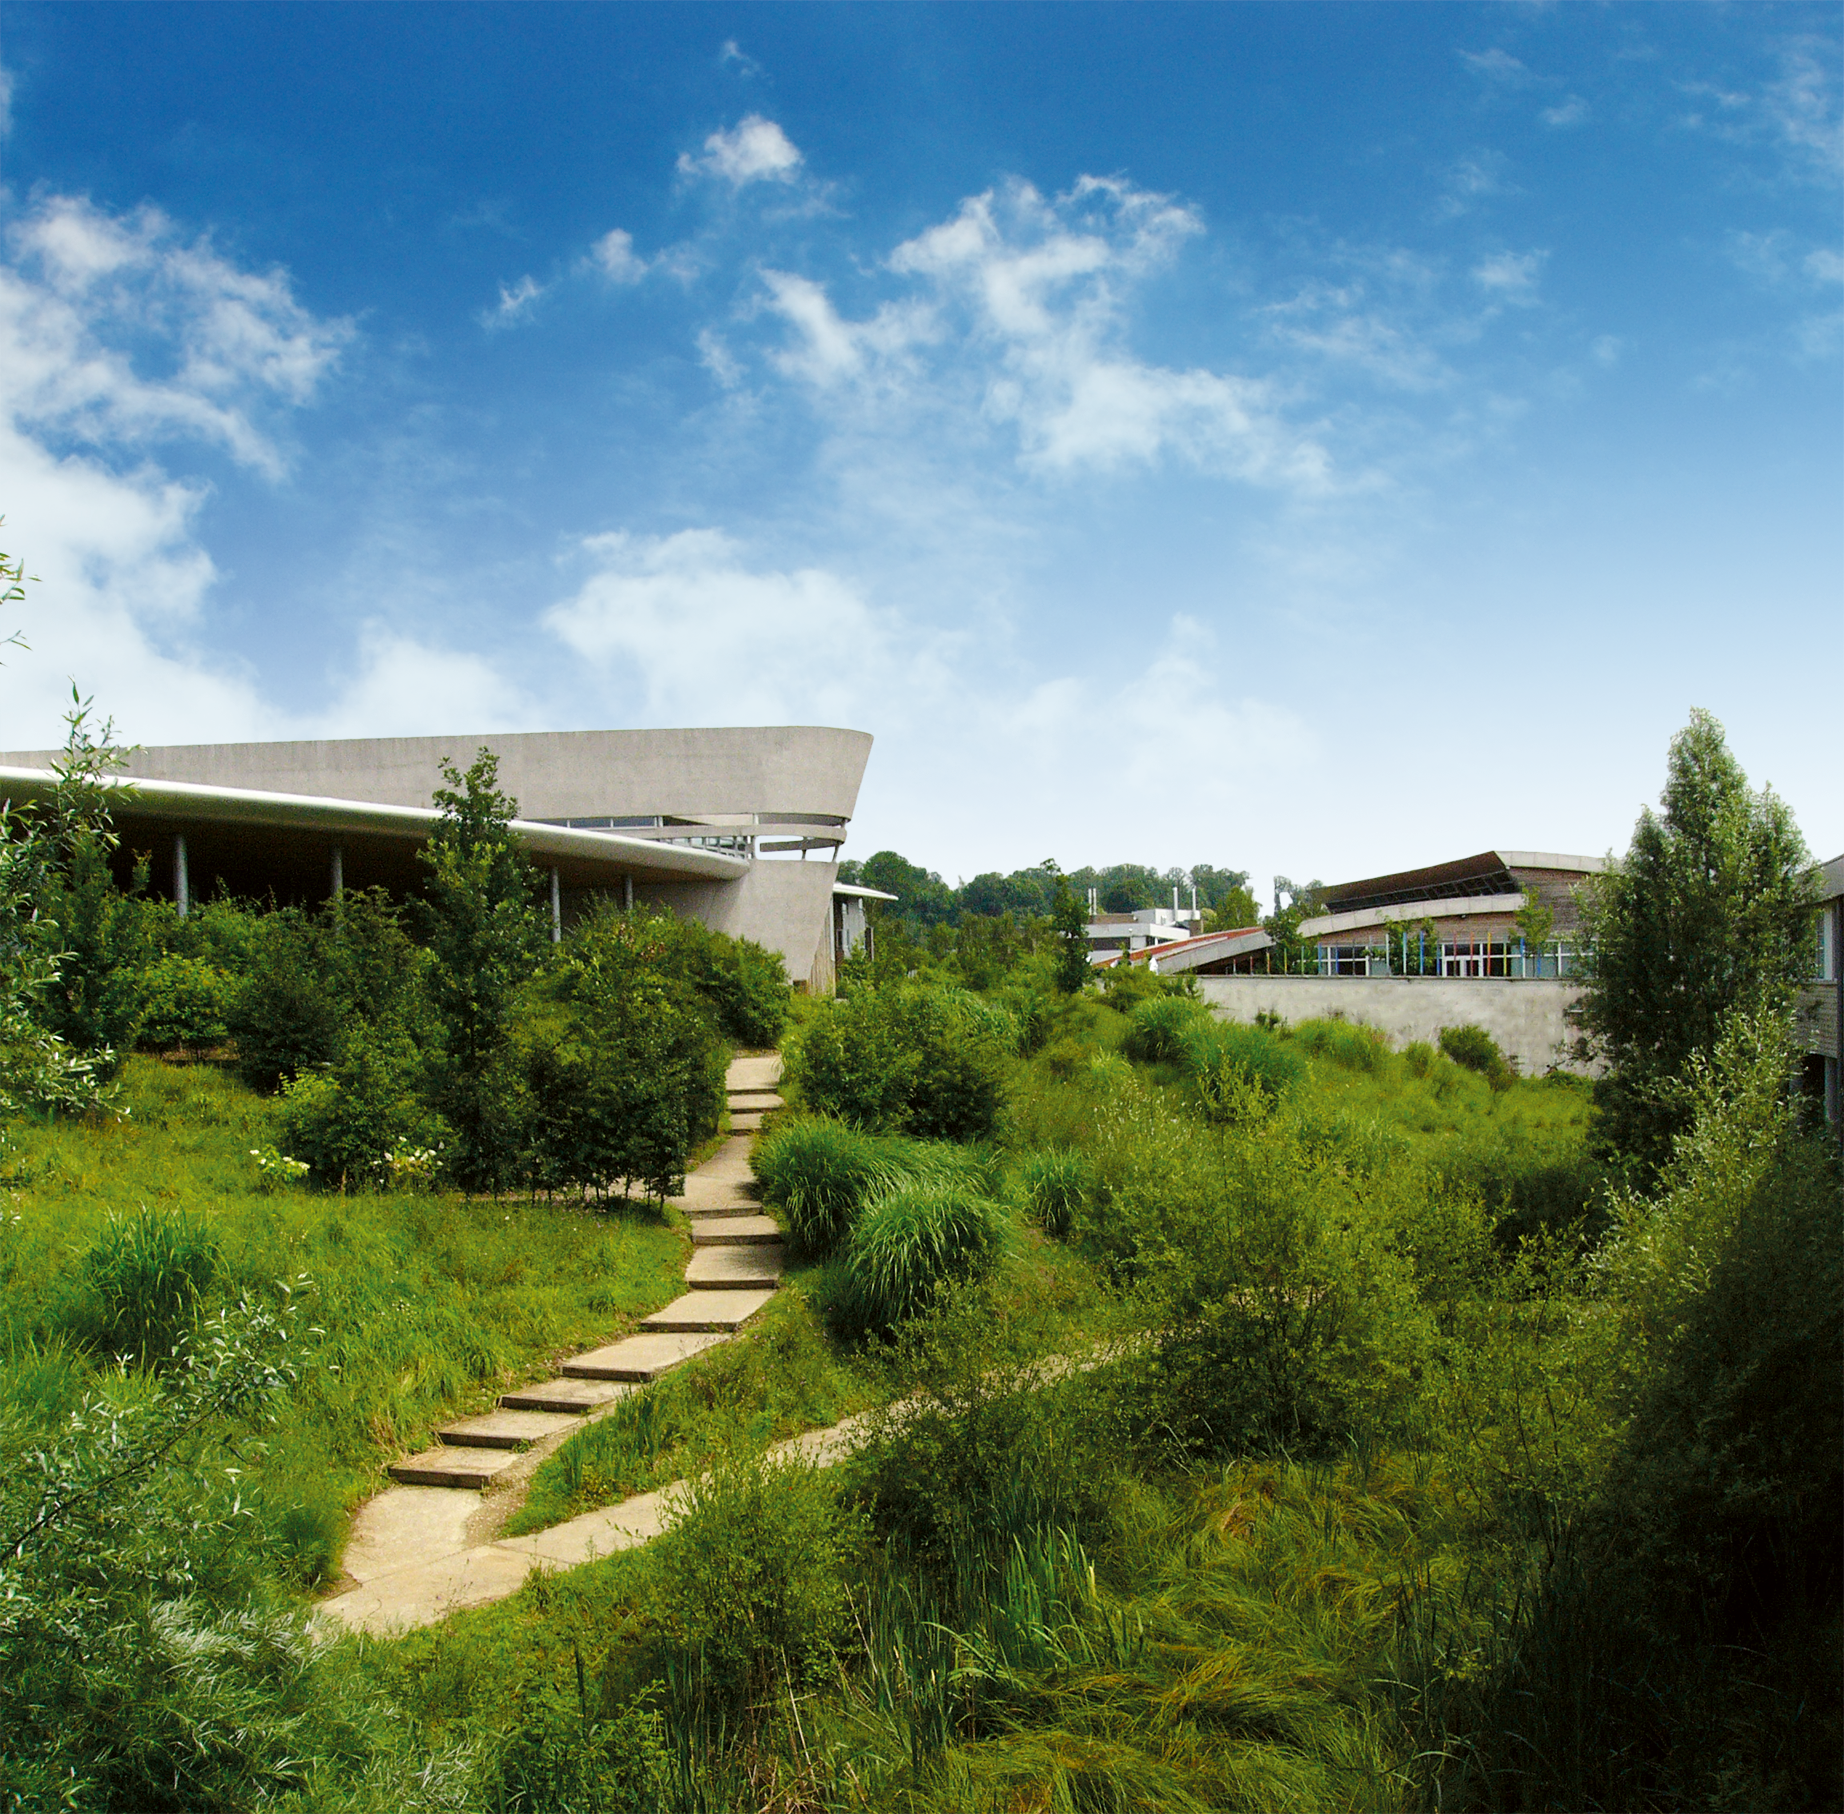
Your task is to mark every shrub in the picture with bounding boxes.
[1403,1039,1437,1078]
[134,953,231,1051]
[275,1028,438,1191]
[225,909,343,1090]
[1013,1147,1097,1240]
[786,984,1015,1142]
[1294,1016,1391,1073]
[752,1117,908,1258]
[1118,993,1212,1064]
[61,1206,220,1369]
[1440,1022,1514,1090]
[648,1450,862,1706]
[1178,1017,1306,1113]
[650,914,790,1048]
[832,1182,1007,1339]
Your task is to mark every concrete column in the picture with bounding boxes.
[174,833,189,919]
[550,865,562,944]
[330,844,344,903]
[624,873,634,913]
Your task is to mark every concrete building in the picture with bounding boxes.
[1797,853,1843,1137]
[1085,905,1199,961]
[0,726,874,991]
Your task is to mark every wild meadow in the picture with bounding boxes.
[0,710,1835,1811]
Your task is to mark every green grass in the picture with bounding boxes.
[0,1057,687,1582]
[505,1287,871,1536]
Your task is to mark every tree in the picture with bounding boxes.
[1202,886,1260,933]
[1262,877,1325,975]
[418,749,544,1191]
[1050,867,1090,995]
[1575,710,1815,1182]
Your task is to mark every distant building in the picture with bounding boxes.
[1797,853,1843,1136]
[1136,851,1605,979]
[1085,905,1200,962]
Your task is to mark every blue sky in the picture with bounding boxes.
[0,3,1837,897]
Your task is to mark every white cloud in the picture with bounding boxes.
[1473,249,1547,302]
[3,194,350,477]
[545,529,907,724]
[755,176,1328,488]
[678,115,802,187]
[590,229,648,284]
[1591,334,1623,366]
[0,63,13,138]
[1460,49,1531,86]
[1542,96,1589,128]
[1807,248,1844,285]
[1436,153,1510,219]
[313,626,537,739]
[484,273,544,328]
[718,40,762,78]
[540,528,1310,863]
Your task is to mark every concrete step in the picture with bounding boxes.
[727,1091,785,1112]
[729,1111,767,1132]
[640,1288,776,1333]
[562,1330,731,1381]
[685,1245,784,1290]
[690,1213,783,1245]
[438,1409,579,1450]
[726,1055,783,1093]
[390,1444,524,1490]
[499,1376,635,1414]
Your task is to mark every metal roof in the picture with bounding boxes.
[1321,849,1605,915]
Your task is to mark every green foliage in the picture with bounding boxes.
[1259,875,1326,975]
[1176,1016,1306,1116]
[1012,1146,1096,1240]
[1576,708,1816,1181]
[523,907,726,1202]
[786,983,1015,1142]
[648,1450,864,1707]
[1117,992,1212,1064]
[224,906,345,1088]
[633,910,789,1048]
[419,748,545,1192]
[486,1686,668,1813]
[134,951,231,1050]
[830,1183,1007,1340]
[1050,870,1089,996]
[61,1205,220,1368]
[276,1027,442,1192]
[1292,1014,1390,1072]
[1200,882,1259,931]
[1438,1020,1514,1089]
[752,1115,910,1258]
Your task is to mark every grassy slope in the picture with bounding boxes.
[0,1058,686,1581]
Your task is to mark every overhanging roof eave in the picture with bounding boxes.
[0,767,748,882]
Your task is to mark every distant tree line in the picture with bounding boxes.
[837,853,1259,932]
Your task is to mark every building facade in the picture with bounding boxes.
[0,725,875,991]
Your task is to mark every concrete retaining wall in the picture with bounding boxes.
[1196,976,1594,1076]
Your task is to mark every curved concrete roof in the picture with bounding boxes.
[0,726,876,825]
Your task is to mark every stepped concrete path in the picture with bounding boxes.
[320,1053,791,1636]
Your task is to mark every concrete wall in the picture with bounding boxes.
[0,726,874,823]
[1196,976,1595,1076]
[636,859,841,992]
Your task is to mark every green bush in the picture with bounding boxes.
[1013,1147,1097,1240]
[752,1116,908,1258]
[1178,1017,1306,1113]
[832,1182,1007,1340]
[134,952,231,1051]
[649,913,790,1049]
[1439,1022,1513,1089]
[275,1028,439,1191]
[225,909,343,1090]
[1118,993,1212,1064]
[62,1206,220,1368]
[648,1450,863,1706]
[785,983,1015,1142]
[1294,1016,1391,1073]
[522,926,726,1201]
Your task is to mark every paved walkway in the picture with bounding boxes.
[318,1054,802,1637]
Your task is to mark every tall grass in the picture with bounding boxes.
[830,1184,1008,1340]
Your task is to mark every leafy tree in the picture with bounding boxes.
[1575,710,1815,1181]
[1201,885,1260,933]
[522,905,726,1201]
[28,692,151,1073]
[418,749,544,1192]
[857,850,958,927]
[1262,876,1326,975]
[1050,868,1090,995]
